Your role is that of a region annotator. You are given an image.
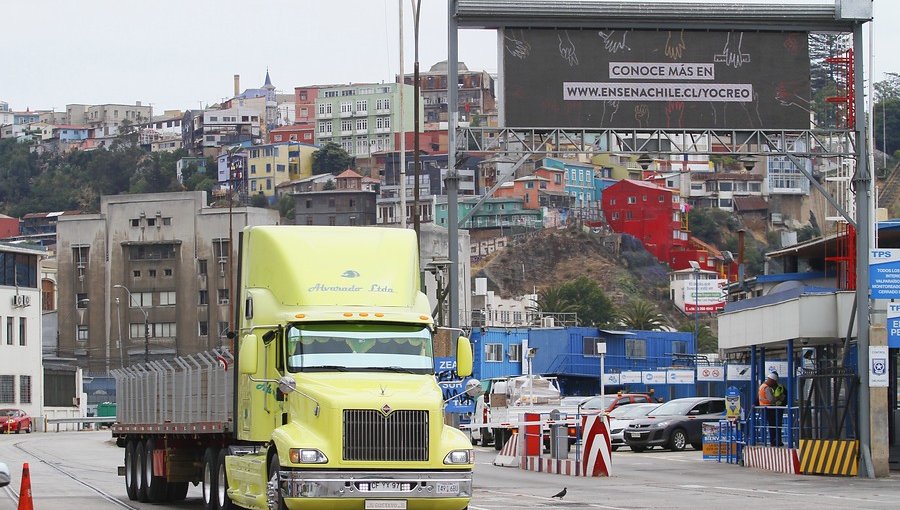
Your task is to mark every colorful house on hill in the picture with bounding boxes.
[602,179,689,265]
[492,165,570,211]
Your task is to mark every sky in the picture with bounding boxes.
[0,0,896,113]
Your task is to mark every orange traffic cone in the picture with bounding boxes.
[17,462,33,510]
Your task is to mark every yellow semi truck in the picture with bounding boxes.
[112,226,476,510]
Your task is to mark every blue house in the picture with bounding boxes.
[543,157,598,215]
[470,326,699,401]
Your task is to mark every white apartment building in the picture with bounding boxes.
[0,242,46,419]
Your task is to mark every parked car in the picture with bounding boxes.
[624,397,726,452]
[1,409,32,434]
[580,393,654,414]
[607,403,659,451]
[0,462,10,488]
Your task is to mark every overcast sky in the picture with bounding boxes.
[0,0,894,113]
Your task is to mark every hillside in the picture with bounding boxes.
[474,227,686,327]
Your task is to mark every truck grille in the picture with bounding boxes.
[343,409,429,461]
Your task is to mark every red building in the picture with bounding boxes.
[493,165,569,210]
[269,125,314,144]
[0,214,19,239]
[602,179,688,264]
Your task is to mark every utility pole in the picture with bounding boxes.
[398,0,407,228]
[411,0,422,245]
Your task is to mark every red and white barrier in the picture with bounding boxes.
[581,414,612,477]
[743,446,800,474]
[493,432,520,467]
[521,456,580,475]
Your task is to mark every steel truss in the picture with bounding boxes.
[457,127,857,159]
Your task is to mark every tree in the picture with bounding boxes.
[557,276,616,327]
[678,321,717,353]
[618,300,665,330]
[323,179,336,190]
[250,193,269,208]
[277,194,295,220]
[312,142,353,175]
[531,285,576,315]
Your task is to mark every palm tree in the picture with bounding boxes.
[618,300,665,330]
[530,285,576,314]
[677,320,718,353]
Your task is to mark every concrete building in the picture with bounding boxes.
[65,102,152,137]
[402,61,497,125]
[245,142,318,200]
[293,186,377,227]
[314,82,421,157]
[0,242,46,419]
[55,192,279,375]
[182,107,263,157]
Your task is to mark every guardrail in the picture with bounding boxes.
[45,416,115,433]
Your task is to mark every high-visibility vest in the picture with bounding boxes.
[758,383,772,406]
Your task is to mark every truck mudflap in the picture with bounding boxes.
[278,470,472,500]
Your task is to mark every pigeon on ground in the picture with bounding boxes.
[551,487,567,499]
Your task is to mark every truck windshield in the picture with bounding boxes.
[285,323,434,374]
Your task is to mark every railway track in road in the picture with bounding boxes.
[6,439,139,510]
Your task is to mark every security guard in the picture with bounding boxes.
[758,372,780,446]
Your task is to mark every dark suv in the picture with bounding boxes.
[623,397,725,452]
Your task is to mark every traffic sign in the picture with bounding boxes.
[697,366,725,382]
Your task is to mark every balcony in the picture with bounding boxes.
[317,112,332,119]
[375,127,391,134]
[355,128,368,135]
[340,129,353,136]
[339,111,352,118]
[353,109,368,117]
[376,108,390,115]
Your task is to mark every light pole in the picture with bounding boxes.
[688,261,700,350]
[114,284,149,365]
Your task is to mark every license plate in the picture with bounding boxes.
[365,501,407,510]
[367,482,402,492]
[436,482,459,495]
[628,432,642,438]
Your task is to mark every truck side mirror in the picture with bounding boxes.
[239,334,259,375]
[456,336,473,377]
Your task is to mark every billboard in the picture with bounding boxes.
[503,28,810,129]
[683,278,727,313]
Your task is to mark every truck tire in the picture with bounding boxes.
[135,439,150,502]
[217,448,234,510]
[202,447,219,510]
[268,455,287,510]
[492,429,504,451]
[145,438,169,503]
[167,482,189,502]
[124,440,138,501]
[480,428,491,447]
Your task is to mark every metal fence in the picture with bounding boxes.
[111,349,233,425]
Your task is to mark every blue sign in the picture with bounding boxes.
[888,304,900,348]
[434,357,474,414]
[870,249,900,299]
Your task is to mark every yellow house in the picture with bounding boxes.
[246,142,318,197]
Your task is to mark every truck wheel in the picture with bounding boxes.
[268,455,287,510]
[492,429,505,451]
[167,482,189,502]
[145,438,169,503]
[135,439,150,502]
[480,428,491,447]
[124,440,138,501]
[202,447,219,510]
[217,448,234,510]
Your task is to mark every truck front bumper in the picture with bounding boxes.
[278,469,473,500]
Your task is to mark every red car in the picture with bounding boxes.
[1,409,32,434]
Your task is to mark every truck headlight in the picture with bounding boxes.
[443,449,474,465]
[289,449,328,464]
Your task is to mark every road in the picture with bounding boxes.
[2,431,900,509]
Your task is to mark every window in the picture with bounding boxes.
[199,290,208,305]
[164,268,173,277]
[77,325,89,341]
[199,321,209,336]
[19,375,31,404]
[218,289,230,305]
[642,194,647,202]
[76,293,88,308]
[611,212,619,220]
[719,181,733,192]
[218,322,230,338]
[162,217,171,226]
[129,292,152,308]
[306,216,314,225]
[328,216,336,226]
[148,269,157,277]
[198,259,207,275]
[276,164,285,173]
[5,318,12,345]
[672,341,687,354]
[583,337,603,356]
[340,102,352,114]
[625,211,633,220]
[129,323,148,339]
[356,118,367,131]
[131,219,140,227]
[306,200,312,209]
[508,344,522,361]
[159,291,176,306]
[0,375,13,404]
[133,270,141,278]
[625,339,647,359]
[266,163,271,173]
[147,218,156,227]
[328,198,336,208]
[659,195,665,203]
[627,196,636,204]
[128,244,176,260]
[719,198,733,208]
[485,343,503,362]
[18,318,25,346]
[355,99,367,111]
[155,322,176,337]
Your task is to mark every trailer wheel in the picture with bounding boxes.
[167,482,189,502]
[267,454,287,510]
[202,447,219,510]
[217,448,234,510]
[124,440,138,501]
[145,438,169,503]
[492,429,503,451]
[135,439,150,502]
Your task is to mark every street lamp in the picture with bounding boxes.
[688,260,701,351]
[114,284,149,365]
